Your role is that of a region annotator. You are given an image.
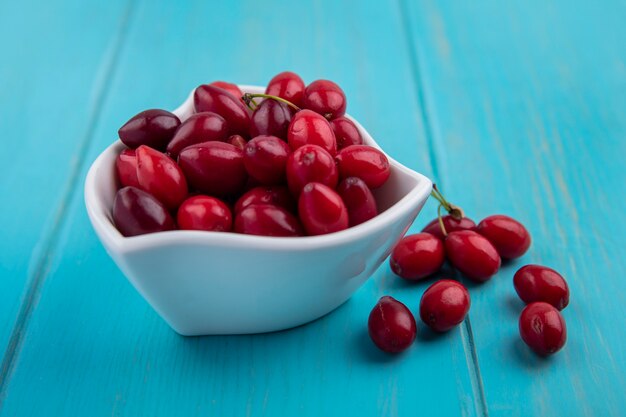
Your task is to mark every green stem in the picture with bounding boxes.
[242,93,301,112]
[437,204,448,237]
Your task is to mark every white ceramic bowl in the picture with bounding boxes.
[84,86,432,335]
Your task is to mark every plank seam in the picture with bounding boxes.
[0,0,138,407]
[396,0,489,416]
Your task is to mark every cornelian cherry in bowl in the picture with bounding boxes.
[85,85,432,335]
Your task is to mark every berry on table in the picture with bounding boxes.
[477,214,531,259]
[445,230,501,282]
[514,265,569,310]
[519,302,567,356]
[390,233,445,281]
[422,215,476,241]
[419,279,471,332]
[368,296,417,353]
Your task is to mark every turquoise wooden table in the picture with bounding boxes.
[1,1,625,416]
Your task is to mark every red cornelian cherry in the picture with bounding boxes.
[135,145,187,210]
[335,145,390,189]
[116,148,140,188]
[419,280,470,332]
[209,81,244,103]
[302,79,347,119]
[445,230,501,282]
[330,116,363,150]
[519,302,567,356]
[176,195,232,232]
[227,134,247,150]
[514,265,570,310]
[113,186,175,236]
[266,71,306,107]
[234,204,303,237]
[234,186,296,214]
[336,177,378,226]
[368,296,416,353]
[390,233,445,281]
[249,99,292,139]
[477,214,531,259]
[118,109,180,151]
[178,141,247,197]
[287,109,337,155]
[298,183,348,236]
[243,135,291,185]
[166,112,228,158]
[194,84,250,135]
[422,215,476,241]
[286,144,338,196]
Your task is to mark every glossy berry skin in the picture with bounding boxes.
[209,81,243,103]
[390,233,445,281]
[265,71,305,107]
[302,79,347,119]
[249,99,292,139]
[298,183,348,236]
[243,135,291,185]
[234,186,296,214]
[166,112,228,158]
[135,145,187,210]
[287,109,337,155]
[519,302,567,356]
[118,109,180,151]
[335,145,390,189]
[227,134,247,150]
[368,296,416,353]
[178,142,247,197]
[194,84,250,135]
[115,148,140,188]
[419,280,470,332]
[336,177,377,226]
[477,214,531,259]
[286,144,338,196]
[176,195,232,232]
[113,187,175,236]
[514,265,570,310]
[330,116,363,150]
[234,204,303,237]
[445,230,501,282]
[422,215,477,241]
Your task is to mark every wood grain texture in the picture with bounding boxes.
[0,1,483,416]
[0,0,133,391]
[402,0,626,415]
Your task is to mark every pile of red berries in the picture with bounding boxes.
[368,186,570,356]
[112,72,391,237]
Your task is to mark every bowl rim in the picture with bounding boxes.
[84,85,432,253]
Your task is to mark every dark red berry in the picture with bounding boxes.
[266,71,305,107]
[113,186,175,236]
[234,204,303,237]
[298,183,348,236]
[422,215,476,241]
[302,79,347,119]
[330,116,363,150]
[209,81,243,103]
[335,145,390,189]
[514,265,569,310]
[166,112,228,158]
[116,148,139,188]
[477,214,531,259]
[194,84,250,135]
[136,145,187,210]
[118,109,180,151]
[519,302,567,356]
[368,296,416,353]
[390,233,445,281]
[234,186,296,214]
[243,135,291,185]
[178,142,247,197]
[176,195,232,232]
[336,177,377,226]
[227,134,247,150]
[287,109,337,155]
[286,144,338,196]
[419,280,470,332]
[249,99,292,139]
[445,230,501,282]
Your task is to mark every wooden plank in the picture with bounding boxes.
[402,0,626,415]
[1,1,484,416]
[0,0,132,389]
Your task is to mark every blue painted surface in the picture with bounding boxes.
[0,0,624,416]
